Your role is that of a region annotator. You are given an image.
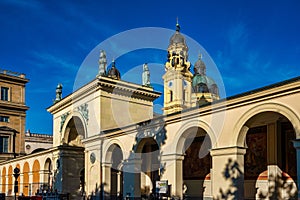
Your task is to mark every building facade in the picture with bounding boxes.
[24,130,53,155]
[0,24,299,200]
[0,69,28,161]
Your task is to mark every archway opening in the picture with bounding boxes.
[23,162,30,196]
[32,160,40,195]
[65,116,85,147]
[181,127,212,199]
[110,145,123,200]
[243,111,297,199]
[60,116,85,199]
[8,166,12,195]
[138,138,160,199]
[44,158,52,191]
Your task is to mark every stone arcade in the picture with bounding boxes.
[0,23,299,199]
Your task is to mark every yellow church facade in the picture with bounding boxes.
[0,24,299,200]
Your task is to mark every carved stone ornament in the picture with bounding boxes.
[77,103,89,124]
[60,112,70,133]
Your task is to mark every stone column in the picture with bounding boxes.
[210,146,246,200]
[122,158,142,199]
[117,171,122,197]
[40,170,51,192]
[160,154,184,199]
[28,172,34,196]
[293,139,300,199]
[102,162,112,198]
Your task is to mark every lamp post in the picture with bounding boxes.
[13,167,20,200]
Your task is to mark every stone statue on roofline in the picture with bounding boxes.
[97,50,107,77]
[142,63,151,87]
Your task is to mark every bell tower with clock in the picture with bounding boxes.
[163,22,193,114]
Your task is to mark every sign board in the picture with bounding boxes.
[156,180,168,194]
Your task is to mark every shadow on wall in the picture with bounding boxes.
[213,159,297,200]
[257,172,297,199]
[214,158,243,200]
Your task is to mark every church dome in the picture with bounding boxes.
[169,24,187,47]
[192,74,208,85]
[193,54,206,75]
[192,55,219,95]
[194,59,206,74]
[192,74,218,95]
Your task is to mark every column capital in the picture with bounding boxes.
[210,146,246,157]
[102,162,112,168]
[160,153,184,161]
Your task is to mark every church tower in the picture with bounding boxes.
[163,22,193,114]
[191,54,220,106]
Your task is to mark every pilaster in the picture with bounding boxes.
[102,162,112,198]
[28,172,34,196]
[160,153,184,199]
[210,146,246,200]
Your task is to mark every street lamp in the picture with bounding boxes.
[13,167,20,200]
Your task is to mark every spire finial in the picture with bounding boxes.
[176,17,180,32]
[198,52,203,60]
[54,83,63,104]
[112,58,115,67]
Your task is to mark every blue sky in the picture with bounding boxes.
[1,0,300,134]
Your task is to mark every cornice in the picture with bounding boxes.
[47,77,161,114]
[98,76,161,101]
[47,79,99,114]
[0,101,29,112]
[0,74,29,85]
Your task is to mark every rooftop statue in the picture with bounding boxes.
[142,63,150,87]
[98,50,107,76]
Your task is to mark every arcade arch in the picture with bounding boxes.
[7,166,12,195]
[23,162,30,196]
[104,143,124,200]
[32,160,40,195]
[236,103,300,147]
[177,126,212,199]
[239,111,298,199]
[44,158,52,190]
[63,115,86,147]
[135,138,160,198]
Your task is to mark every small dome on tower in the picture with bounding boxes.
[192,55,219,96]
[193,54,206,75]
[169,23,187,47]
